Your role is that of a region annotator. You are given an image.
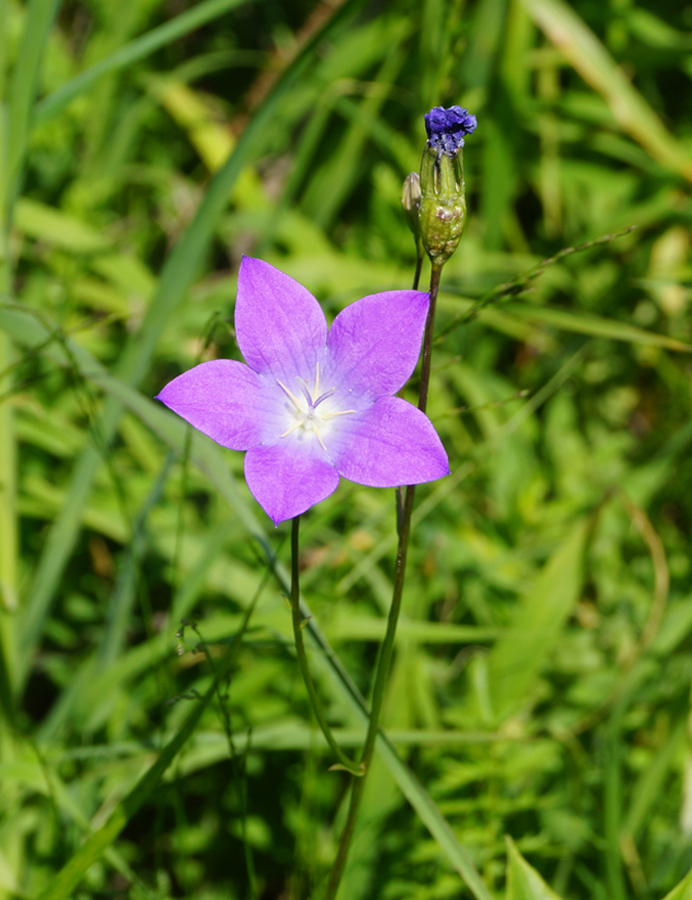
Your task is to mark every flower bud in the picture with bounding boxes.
[401,172,422,255]
[419,145,466,265]
[418,105,476,266]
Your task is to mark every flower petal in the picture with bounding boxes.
[157,360,269,450]
[235,257,328,382]
[325,290,429,398]
[244,442,340,525]
[331,396,449,487]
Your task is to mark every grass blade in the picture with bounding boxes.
[510,302,692,352]
[14,198,112,253]
[34,608,255,900]
[35,0,249,126]
[310,22,407,229]
[0,302,494,900]
[518,0,692,181]
[506,836,564,900]
[661,867,692,900]
[97,457,171,669]
[1,0,59,714]
[486,518,588,723]
[16,0,368,694]
[6,0,60,198]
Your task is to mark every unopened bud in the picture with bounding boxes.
[402,172,421,231]
[401,172,422,256]
[419,145,467,265]
[418,105,477,266]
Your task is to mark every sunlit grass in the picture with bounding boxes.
[1,0,692,897]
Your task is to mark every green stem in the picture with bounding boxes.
[0,0,16,710]
[290,516,364,778]
[412,254,423,291]
[417,264,442,416]
[0,335,15,615]
[324,261,444,898]
[0,330,15,723]
[0,0,62,719]
[395,254,426,524]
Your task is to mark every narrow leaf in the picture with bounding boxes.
[518,0,692,181]
[34,605,255,900]
[506,836,564,900]
[6,0,60,193]
[35,0,249,125]
[16,0,369,694]
[14,198,112,254]
[661,867,692,900]
[0,302,494,900]
[486,518,588,722]
[511,303,692,353]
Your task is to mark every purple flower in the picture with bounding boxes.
[157,258,449,525]
[424,105,477,155]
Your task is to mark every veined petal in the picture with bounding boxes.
[331,396,449,487]
[157,360,271,450]
[325,290,429,397]
[235,257,328,382]
[244,443,340,525]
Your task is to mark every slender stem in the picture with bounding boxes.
[412,254,423,291]
[0,0,17,712]
[395,255,427,526]
[417,263,442,415]
[0,265,15,622]
[290,516,364,777]
[324,261,445,898]
[0,335,15,587]
[0,329,15,723]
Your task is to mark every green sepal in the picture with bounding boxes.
[418,143,467,265]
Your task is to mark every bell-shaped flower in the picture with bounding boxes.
[157,258,449,525]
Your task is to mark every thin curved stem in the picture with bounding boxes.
[417,263,442,415]
[412,254,423,291]
[290,515,364,778]
[324,261,444,898]
[395,254,427,526]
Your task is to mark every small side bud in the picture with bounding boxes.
[402,172,421,234]
[418,105,476,266]
[401,172,422,258]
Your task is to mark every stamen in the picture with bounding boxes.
[322,409,357,419]
[280,421,303,438]
[279,364,353,449]
[313,426,328,452]
[277,379,303,409]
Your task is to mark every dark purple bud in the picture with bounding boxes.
[424,105,477,156]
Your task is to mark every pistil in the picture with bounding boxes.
[277,366,356,449]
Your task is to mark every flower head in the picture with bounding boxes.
[157,258,449,525]
[424,105,477,156]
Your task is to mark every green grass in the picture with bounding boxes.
[2,0,692,897]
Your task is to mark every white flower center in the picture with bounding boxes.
[277,363,355,452]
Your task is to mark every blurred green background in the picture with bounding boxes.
[2,0,692,897]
